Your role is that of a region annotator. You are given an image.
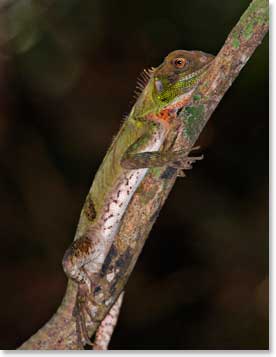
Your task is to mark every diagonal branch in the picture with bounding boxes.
[19,0,268,350]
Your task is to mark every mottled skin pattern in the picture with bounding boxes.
[62,50,214,346]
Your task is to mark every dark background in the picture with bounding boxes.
[0,0,268,350]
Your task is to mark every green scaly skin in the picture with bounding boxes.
[62,49,214,346]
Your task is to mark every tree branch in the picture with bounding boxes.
[93,292,124,350]
[19,0,268,350]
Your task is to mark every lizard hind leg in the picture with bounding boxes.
[62,230,103,347]
[62,235,94,292]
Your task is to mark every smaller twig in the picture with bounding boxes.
[93,292,124,350]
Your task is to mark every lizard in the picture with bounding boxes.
[62,49,214,346]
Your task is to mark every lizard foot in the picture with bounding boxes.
[74,282,93,347]
[170,145,204,174]
[74,281,101,347]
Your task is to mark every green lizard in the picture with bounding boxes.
[62,49,214,346]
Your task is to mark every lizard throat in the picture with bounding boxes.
[156,89,195,123]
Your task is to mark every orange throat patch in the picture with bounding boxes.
[147,94,193,124]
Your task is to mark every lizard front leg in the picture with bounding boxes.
[121,144,203,172]
[62,228,103,347]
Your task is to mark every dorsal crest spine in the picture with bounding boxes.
[129,67,155,107]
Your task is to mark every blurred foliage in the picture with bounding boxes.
[0,0,268,350]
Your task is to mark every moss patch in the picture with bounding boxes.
[183,104,205,139]
[243,22,254,40]
[193,94,202,102]
[232,37,240,49]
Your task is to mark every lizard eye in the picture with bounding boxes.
[173,57,187,69]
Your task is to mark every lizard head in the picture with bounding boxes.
[131,50,214,119]
[152,49,214,109]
